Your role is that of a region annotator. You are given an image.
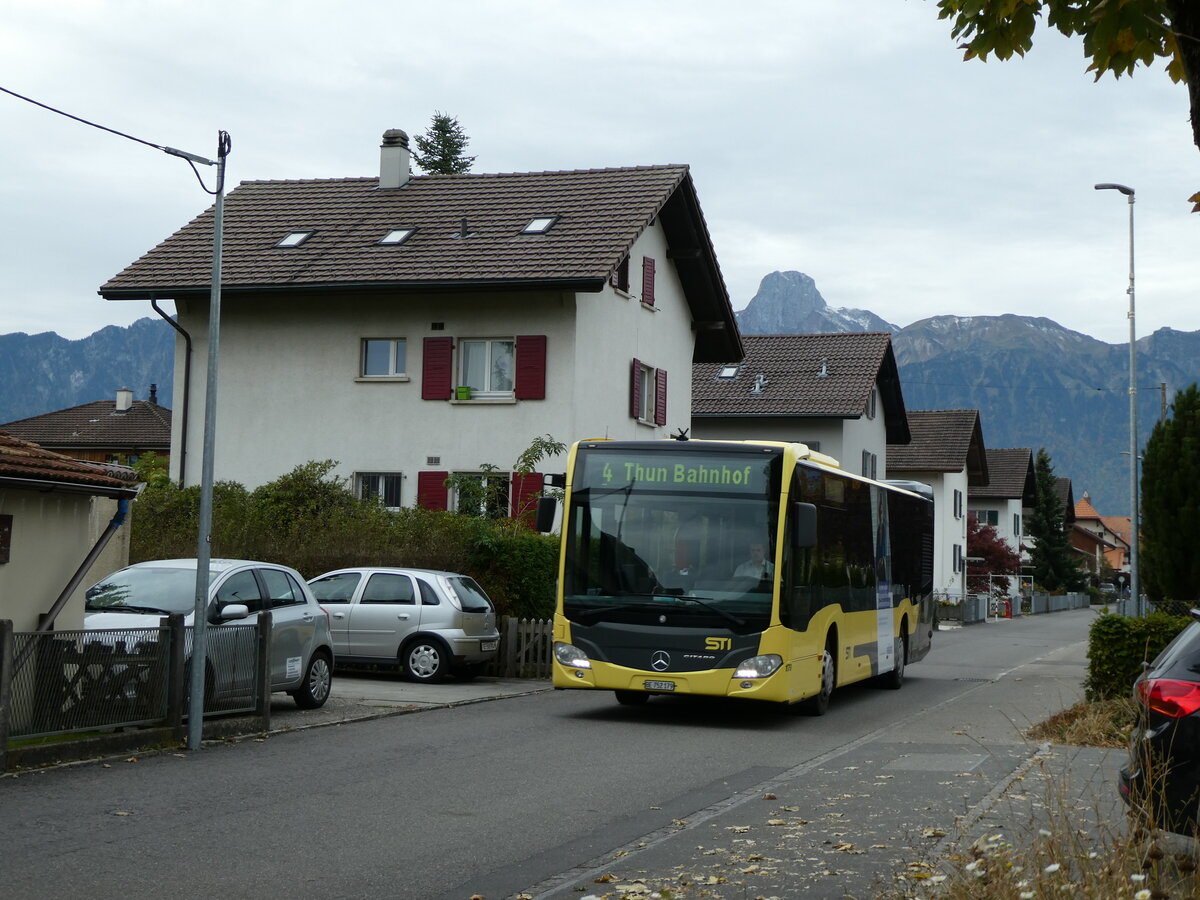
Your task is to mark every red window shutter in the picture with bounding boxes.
[417,471,449,510]
[641,257,656,306]
[510,472,542,526]
[630,358,642,419]
[654,368,668,426]
[422,337,453,400]
[514,335,547,400]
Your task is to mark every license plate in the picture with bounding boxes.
[643,680,675,691]
[481,640,498,652]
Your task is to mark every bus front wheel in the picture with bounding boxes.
[800,642,836,716]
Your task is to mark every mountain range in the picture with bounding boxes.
[3,273,1192,516]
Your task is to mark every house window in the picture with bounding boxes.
[358,473,403,510]
[953,489,963,519]
[865,387,877,420]
[970,508,999,527]
[860,450,877,479]
[460,339,515,396]
[610,256,630,292]
[1014,513,1021,537]
[521,216,557,234]
[716,364,740,379]
[630,359,667,426]
[953,543,964,574]
[378,228,415,246]
[452,472,511,519]
[276,231,313,248]
[362,338,407,377]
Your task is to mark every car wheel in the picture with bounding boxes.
[292,651,333,709]
[403,638,450,683]
[615,690,649,706]
[880,632,907,690]
[799,640,836,716]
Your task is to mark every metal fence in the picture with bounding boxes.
[938,591,1090,626]
[0,615,267,753]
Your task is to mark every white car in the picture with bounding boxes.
[308,568,499,682]
[85,559,335,709]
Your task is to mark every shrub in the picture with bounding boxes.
[1084,611,1191,701]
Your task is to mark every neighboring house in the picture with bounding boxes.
[0,432,139,630]
[0,387,170,469]
[691,332,910,479]
[1072,491,1130,576]
[886,409,989,604]
[97,130,742,511]
[970,448,1037,568]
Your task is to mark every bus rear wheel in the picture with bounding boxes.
[800,643,836,716]
[615,690,649,706]
[879,632,907,690]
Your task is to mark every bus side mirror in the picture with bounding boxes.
[535,496,558,533]
[791,502,817,549]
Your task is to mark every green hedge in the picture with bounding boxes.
[1085,611,1192,701]
[129,461,560,621]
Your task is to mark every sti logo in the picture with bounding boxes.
[704,637,732,651]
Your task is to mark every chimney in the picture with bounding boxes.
[149,383,158,405]
[115,388,133,412]
[379,129,411,189]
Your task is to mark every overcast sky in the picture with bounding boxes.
[2,0,1196,345]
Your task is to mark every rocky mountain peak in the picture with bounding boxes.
[734,271,897,336]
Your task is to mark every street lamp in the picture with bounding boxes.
[1094,182,1140,616]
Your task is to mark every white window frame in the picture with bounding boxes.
[459,338,515,397]
[452,472,511,519]
[357,472,403,511]
[361,338,408,378]
[636,362,657,424]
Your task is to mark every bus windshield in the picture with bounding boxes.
[562,446,781,633]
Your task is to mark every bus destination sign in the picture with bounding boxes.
[578,450,773,494]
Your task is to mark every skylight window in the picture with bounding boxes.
[522,216,557,234]
[716,364,740,379]
[277,231,313,248]
[379,228,415,246]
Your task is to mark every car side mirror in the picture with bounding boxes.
[217,603,250,621]
[535,496,558,533]
[791,502,817,549]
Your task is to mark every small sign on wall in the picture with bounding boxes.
[0,514,11,564]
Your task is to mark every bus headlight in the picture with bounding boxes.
[734,655,782,679]
[554,641,591,669]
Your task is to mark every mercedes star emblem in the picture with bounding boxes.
[651,650,671,672]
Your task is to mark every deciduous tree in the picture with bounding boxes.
[931,1,1200,204]
[966,512,1021,593]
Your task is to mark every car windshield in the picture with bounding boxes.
[86,566,208,615]
[447,577,493,613]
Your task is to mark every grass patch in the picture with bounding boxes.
[1026,697,1139,749]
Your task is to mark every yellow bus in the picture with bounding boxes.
[539,438,934,712]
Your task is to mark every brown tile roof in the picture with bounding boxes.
[692,333,910,442]
[0,432,139,496]
[974,448,1037,505]
[98,164,742,361]
[0,399,170,451]
[886,409,989,485]
[1075,495,1102,521]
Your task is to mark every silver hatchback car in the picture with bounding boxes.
[85,559,335,709]
[308,568,499,682]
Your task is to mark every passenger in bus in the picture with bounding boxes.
[734,543,775,580]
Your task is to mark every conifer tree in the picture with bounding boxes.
[1026,448,1082,591]
[413,111,475,175]
[1141,383,1200,613]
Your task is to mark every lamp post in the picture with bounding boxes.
[1094,182,1140,616]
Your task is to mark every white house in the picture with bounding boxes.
[970,447,1037,572]
[886,409,988,603]
[98,130,742,511]
[0,432,139,630]
[690,332,911,478]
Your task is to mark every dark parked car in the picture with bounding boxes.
[1119,609,1200,834]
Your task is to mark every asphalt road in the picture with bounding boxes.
[0,609,1107,900]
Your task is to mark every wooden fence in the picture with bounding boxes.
[494,617,552,679]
